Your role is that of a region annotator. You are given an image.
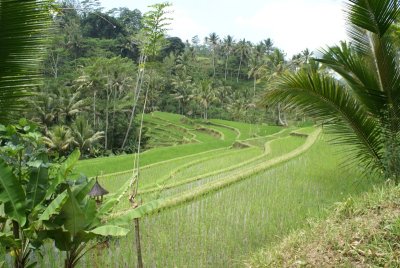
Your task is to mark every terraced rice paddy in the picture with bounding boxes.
[30,112,378,268]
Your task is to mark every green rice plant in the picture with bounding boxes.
[210,119,282,139]
[138,129,306,197]
[161,147,261,188]
[201,123,239,141]
[76,141,231,176]
[59,132,378,268]
[143,131,318,204]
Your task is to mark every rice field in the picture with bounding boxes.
[12,113,380,268]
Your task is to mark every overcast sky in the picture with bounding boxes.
[100,0,347,57]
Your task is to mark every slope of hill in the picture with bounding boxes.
[245,183,400,267]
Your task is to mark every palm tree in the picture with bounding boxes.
[58,87,87,124]
[194,79,218,120]
[248,43,266,96]
[222,35,234,80]
[262,38,274,55]
[43,125,76,156]
[263,0,400,179]
[0,0,50,124]
[72,116,104,155]
[207,32,219,77]
[171,73,193,115]
[235,39,251,82]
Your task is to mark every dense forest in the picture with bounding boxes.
[30,0,315,158]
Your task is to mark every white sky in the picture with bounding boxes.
[100,0,347,57]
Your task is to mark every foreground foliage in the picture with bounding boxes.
[0,0,50,124]
[0,122,129,268]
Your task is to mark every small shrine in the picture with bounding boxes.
[88,177,109,204]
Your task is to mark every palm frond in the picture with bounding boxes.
[264,70,383,171]
[345,0,400,128]
[346,0,398,37]
[0,0,50,123]
[317,42,386,114]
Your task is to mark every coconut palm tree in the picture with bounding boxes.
[72,115,104,155]
[43,125,76,156]
[248,43,266,96]
[263,0,400,179]
[207,32,219,77]
[194,79,218,120]
[0,0,50,124]
[222,35,235,80]
[171,73,194,115]
[235,39,251,82]
[262,38,274,55]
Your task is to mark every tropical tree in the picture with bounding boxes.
[58,87,87,125]
[262,38,274,55]
[72,115,104,155]
[248,43,266,96]
[263,0,400,179]
[194,79,218,120]
[207,32,220,77]
[171,72,193,115]
[235,38,251,82]
[43,125,76,156]
[222,35,235,80]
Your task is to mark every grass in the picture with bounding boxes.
[76,140,230,177]
[18,113,382,268]
[245,183,399,267]
[210,119,282,140]
[60,134,378,268]
[75,113,279,177]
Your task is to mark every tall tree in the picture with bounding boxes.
[235,38,251,82]
[223,35,234,80]
[207,32,219,77]
[194,79,218,120]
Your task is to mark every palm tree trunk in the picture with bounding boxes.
[224,54,229,80]
[105,94,110,150]
[237,54,243,83]
[253,76,256,96]
[111,88,117,149]
[212,51,216,77]
[93,91,96,129]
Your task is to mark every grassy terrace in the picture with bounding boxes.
[36,113,376,267]
[37,132,377,268]
[75,112,280,177]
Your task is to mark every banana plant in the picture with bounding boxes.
[0,122,129,267]
[39,182,129,268]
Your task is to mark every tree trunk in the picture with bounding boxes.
[253,76,256,96]
[224,54,229,80]
[111,87,117,149]
[104,93,110,150]
[237,54,243,83]
[212,51,216,77]
[134,218,143,268]
[276,103,287,126]
[93,91,96,129]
